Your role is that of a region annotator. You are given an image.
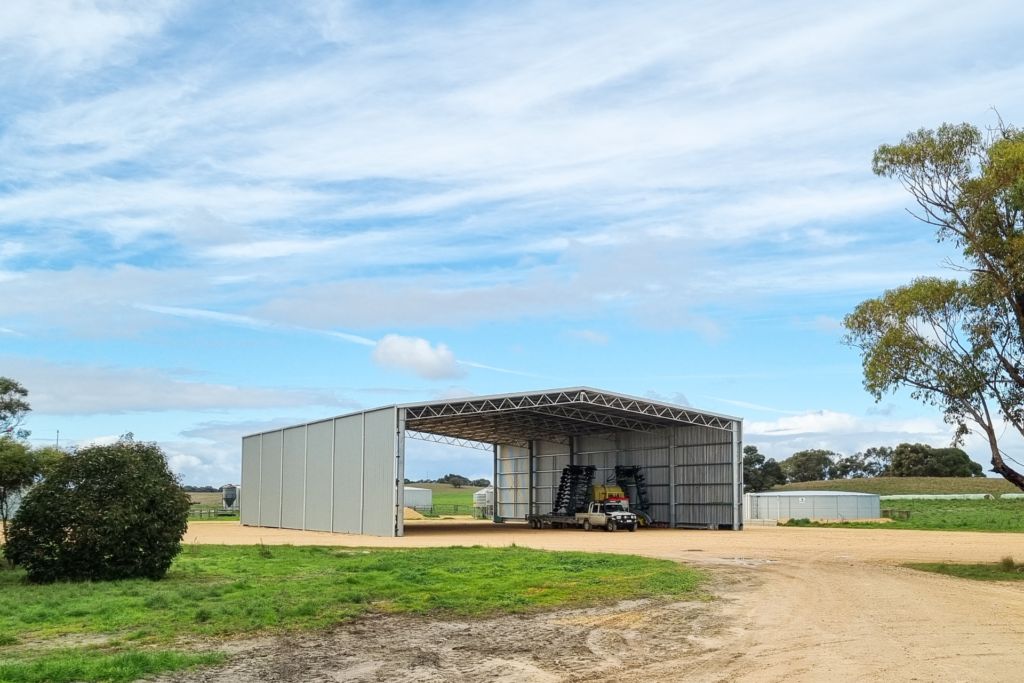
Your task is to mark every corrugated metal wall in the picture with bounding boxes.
[362,407,399,536]
[281,426,305,529]
[493,421,742,529]
[240,435,261,526]
[333,414,363,534]
[496,444,530,520]
[240,407,401,537]
[304,420,333,532]
[532,440,570,515]
[674,424,737,528]
[259,430,282,528]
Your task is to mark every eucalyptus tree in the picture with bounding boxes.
[0,377,30,440]
[844,119,1024,490]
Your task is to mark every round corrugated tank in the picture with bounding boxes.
[744,491,880,521]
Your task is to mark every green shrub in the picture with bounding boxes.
[1000,555,1016,572]
[3,435,191,583]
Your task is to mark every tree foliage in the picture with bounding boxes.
[4,435,191,583]
[742,445,786,492]
[832,447,893,478]
[0,377,31,440]
[844,119,1024,491]
[0,437,39,534]
[889,443,984,477]
[781,449,838,482]
[441,473,471,488]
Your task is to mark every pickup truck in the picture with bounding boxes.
[527,501,639,532]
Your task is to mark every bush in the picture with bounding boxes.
[3,435,191,583]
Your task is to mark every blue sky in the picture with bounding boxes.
[4,0,1024,484]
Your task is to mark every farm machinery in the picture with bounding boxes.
[525,464,653,531]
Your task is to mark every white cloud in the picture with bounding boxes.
[744,408,955,460]
[0,0,177,75]
[748,409,941,437]
[707,397,802,415]
[6,356,352,415]
[371,334,465,380]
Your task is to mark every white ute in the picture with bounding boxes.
[577,501,638,532]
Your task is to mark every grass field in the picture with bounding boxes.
[783,497,1024,532]
[0,545,702,682]
[407,483,476,507]
[906,559,1024,581]
[772,477,1021,496]
[187,492,224,506]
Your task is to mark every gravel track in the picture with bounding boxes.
[169,521,1024,682]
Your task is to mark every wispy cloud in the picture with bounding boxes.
[7,356,352,415]
[705,397,803,415]
[457,361,547,378]
[136,304,376,346]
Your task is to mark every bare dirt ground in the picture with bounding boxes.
[167,522,1024,682]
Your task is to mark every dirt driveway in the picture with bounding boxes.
[176,522,1024,682]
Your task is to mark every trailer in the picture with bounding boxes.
[527,500,638,532]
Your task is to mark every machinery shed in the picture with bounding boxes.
[403,487,433,509]
[240,387,744,537]
[745,491,881,522]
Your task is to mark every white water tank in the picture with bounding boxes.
[745,491,880,521]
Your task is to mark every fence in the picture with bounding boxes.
[189,508,238,519]
[409,504,476,516]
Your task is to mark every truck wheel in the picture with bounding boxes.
[583,520,591,531]
[629,523,638,532]
[606,521,616,532]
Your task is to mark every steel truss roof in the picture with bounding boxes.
[401,387,738,448]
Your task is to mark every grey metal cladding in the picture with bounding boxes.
[497,444,529,520]
[259,430,283,527]
[281,426,305,530]
[333,414,363,535]
[361,407,398,537]
[304,420,333,532]
[240,435,261,526]
[532,439,569,515]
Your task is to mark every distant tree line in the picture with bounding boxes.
[405,473,490,488]
[182,485,224,492]
[743,443,985,493]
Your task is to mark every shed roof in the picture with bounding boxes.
[401,386,739,448]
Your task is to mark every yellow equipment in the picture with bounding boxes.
[588,485,628,503]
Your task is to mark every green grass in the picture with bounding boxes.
[407,483,475,508]
[0,545,703,681]
[0,650,224,683]
[772,477,1020,496]
[906,558,1024,581]
[780,498,1024,532]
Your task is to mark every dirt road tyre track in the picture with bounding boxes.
[175,522,1024,682]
